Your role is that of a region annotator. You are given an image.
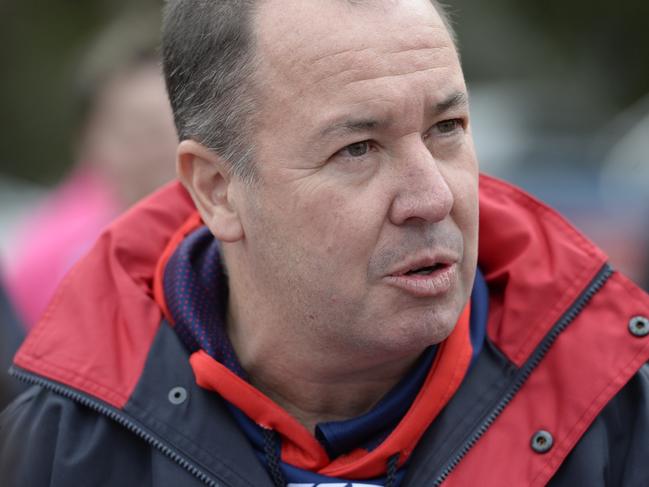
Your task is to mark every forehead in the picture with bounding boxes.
[252,0,460,98]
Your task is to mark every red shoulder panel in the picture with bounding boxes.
[14,182,196,409]
[445,271,649,485]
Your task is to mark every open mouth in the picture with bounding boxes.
[404,263,446,276]
[385,260,456,297]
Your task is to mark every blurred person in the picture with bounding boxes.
[1,1,649,486]
[3,9,177,327]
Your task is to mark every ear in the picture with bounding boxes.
[176,140,244,242]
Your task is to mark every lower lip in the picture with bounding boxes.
[384,264,457,297]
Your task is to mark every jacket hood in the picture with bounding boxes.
[9,175,634,408]
[477,175,609,366]
[14,182,196,408]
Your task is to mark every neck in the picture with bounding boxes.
[226,301,418,434]
[221,244,424,433]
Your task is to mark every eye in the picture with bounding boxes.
[340,141,371,158]
[435,118,463,135]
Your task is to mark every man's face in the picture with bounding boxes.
[233,0,479,362]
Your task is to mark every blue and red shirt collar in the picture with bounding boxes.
[161,224,489,485]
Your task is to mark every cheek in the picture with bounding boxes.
[291,185,382,257]
[246,174,390,296]
[446,150,479,222]
[456,182,479,239]
[446,164,479,259]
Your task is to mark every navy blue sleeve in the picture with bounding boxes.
[0,387,59,486]
[552,362,649,486]
[603,362,649,486]
[0,385,212,487]
[0,386,155,487]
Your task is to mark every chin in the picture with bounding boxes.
[418,309,459,344]
[380,305,462,357]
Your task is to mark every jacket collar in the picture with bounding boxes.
[13,175,610,407]
[477,174,608,366]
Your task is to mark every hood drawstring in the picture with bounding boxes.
[385,452,399,487]
[263,429,286,487]
[263,428,401,487]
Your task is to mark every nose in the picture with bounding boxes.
[388,141,454,226]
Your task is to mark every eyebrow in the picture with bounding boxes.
[319,91,469,139]
[434,91,468,115]
[320,118,387,139]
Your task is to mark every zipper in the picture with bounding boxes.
[9,367,223,487]
[431,263,613,486]
[9,263,614,487]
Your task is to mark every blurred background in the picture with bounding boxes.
[455,0,649,293]
[0,0,647,319]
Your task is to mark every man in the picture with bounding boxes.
[1,1,648,486]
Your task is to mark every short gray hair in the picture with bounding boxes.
[161,0,455,184]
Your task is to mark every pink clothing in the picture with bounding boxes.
[5,167,120,327]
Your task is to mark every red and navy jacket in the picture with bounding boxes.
[1,175,648,486]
